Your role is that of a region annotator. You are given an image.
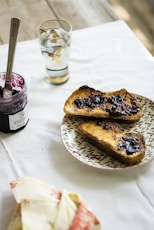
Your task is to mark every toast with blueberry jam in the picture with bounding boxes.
[79,119,146,165]
[64,86,142,122]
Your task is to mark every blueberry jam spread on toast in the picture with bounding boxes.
[96,119,144,155]
[118,136,143,155]
[97,119,124,131]
[73,85,140,117]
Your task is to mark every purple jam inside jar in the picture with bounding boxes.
[0,72,29,132]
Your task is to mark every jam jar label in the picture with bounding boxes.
[9,104,29,130]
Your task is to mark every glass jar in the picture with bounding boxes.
[0,72,29,133]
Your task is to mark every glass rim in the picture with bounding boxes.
[37,18,72,35]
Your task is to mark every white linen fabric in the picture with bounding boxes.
[0,20,154,230]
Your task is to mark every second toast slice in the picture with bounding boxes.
[79,119,146,165]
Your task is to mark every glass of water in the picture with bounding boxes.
[37,19,72,85]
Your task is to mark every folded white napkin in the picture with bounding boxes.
[8,177,101,230]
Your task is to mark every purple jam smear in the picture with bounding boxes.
[74,94,140,116]
[117,136,142,155]
[97,119,124,131]
[0,72,24,97]
[74,94,107,109]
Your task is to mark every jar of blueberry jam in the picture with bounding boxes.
[0,72,29,133]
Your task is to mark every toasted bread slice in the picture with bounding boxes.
[80,119,146,165]
[64,85,142,122]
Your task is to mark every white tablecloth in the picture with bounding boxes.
[0,20,154,230]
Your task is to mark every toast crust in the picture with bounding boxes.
[80,119,146,165]
[64,86,142,122]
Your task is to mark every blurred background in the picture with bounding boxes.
[108,0,154,55]
[0,0,153,55]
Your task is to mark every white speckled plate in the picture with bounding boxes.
[61,95,154,170]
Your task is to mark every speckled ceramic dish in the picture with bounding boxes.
[61,94,154,170]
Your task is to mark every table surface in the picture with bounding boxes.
[0,0,118,45]
[0,20,154,230]
[1,0,154,56]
